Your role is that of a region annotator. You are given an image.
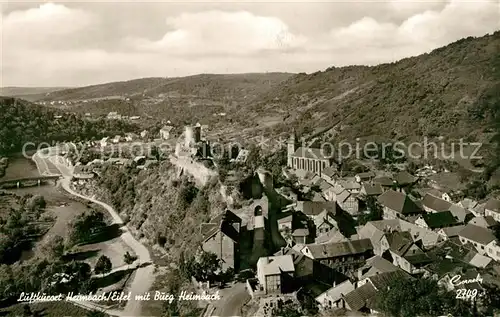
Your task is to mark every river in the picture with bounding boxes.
[1,154,91,261]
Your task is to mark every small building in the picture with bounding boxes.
[469,216,497,229]
[437,225,465,240]
[160,125,174,140]
[393,171,418,188]
[125,133,139,142]
[359,184,384,199]
[421,193,452,213]
[485,198,500,222]
[380,231,431,274]
[112,135,122,144]
[301,239,374,274]
[201,210,242,270]
[458,224,500,261]
[321,166,339,185]
[377,190,422,219]
[414,211,459,230]
[99,137,109,148]
[140,130,149,139]
[256,255,295,294]
[355,172,376,183]
[315,279,355,310]
[372,176,395,188]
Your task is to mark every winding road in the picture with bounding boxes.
[33,149,155,317]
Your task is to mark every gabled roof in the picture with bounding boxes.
[258,255,295,276]
[384,231,414,256]
[296,201,338,216]
[368,270,409,290]
[460,198,479,210]
[459,224,496,245]
[305,239,373,259]
[362,184,383,196]
[322,166,338,178]
[315,230,346,244]
[373,176,394,187]
[338,178,361,190]
[394,171,418,185]
[449,204,472,223]
[485,198,500,213]
[360,256,400,279]
[356,171,376,180]
[343,283,377,311]
[421,193,452,212]
[318,279,355,303]
[421,211,458,229]
[201,210,242,242]
[377,190,421,215]
[469,216,497,228]
[439,225,466,237]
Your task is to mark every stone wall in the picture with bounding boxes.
[169,156,217,186]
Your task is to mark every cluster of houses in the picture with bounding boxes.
[199,132,500,315]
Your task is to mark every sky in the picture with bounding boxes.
[0,0,499,87]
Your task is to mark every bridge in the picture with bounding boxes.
[0,175,61,189]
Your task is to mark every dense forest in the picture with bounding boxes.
[0,97,139,156]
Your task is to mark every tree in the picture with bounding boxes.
[68,210,106,245]
[191,252,221,283]
[124,251,137,266]
[94,255,112,274]
[375,275,474,317]
[42,235,65,259]
[271,300,302,317]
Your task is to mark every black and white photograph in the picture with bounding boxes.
[0,0,500,316]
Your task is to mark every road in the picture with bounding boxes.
[211,283,250,317]
[34,149,155,317]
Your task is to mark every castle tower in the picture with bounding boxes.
[287,129,298,168]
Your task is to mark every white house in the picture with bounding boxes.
[485,198,500,222]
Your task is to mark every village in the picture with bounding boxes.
[64,116,500,316]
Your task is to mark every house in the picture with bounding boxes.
[73,165,94,180]
[357,255,400,281]
[287,132,338,177]
[458,224,500,262]
[125,133,138,142]
[315,279,355,310]
[459,198,479,212]
[421,193,452,213]
[133,156,146,166]
[315,230,347,244]
[380,231,431,274]
[256,255,295,294]
[437,225,465,239]
[313,208,339,236]
[359,184,383,200]
[485,198,500,222]
[292,228,310,244]
[372,176,395,188]
[99,137,109,148]
[414,211,459,230]
[393,171,418,188]
[112,135,122,144]
[357,219,443,254]
[130,116,141,120]
[336,190,360,216]
[355,172,376,183]
[449,204,473,223]
[322,184,344,202]
[377,190,422,219]
[277,214,293,232]
[140,130,149,139]
[321,166,339,185]
[160,125,173,140]
[107,112,121,120]
[338,178,361,193]
[201,210,242,270]
[301,239,374,274]
[342,283,377,313]
[469,216,497,229]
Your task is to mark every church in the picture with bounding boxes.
[287,131,339,177]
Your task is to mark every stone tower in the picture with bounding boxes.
[287,129,299,168]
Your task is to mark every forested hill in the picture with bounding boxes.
[0,97,139,155]
[27,73,293,102]
[236,31,500,143]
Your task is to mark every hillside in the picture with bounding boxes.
[0,97,139,155]
[233,31,500,144]
[0,87,69,100]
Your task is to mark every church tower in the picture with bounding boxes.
[287,129,299,168]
